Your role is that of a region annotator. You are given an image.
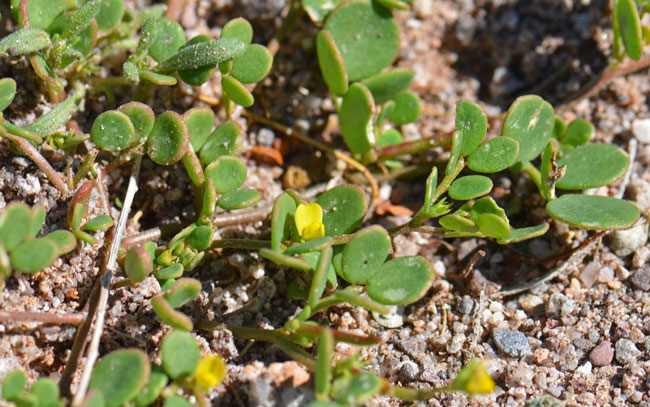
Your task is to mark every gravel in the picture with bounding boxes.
[615,339,642,365]
[589,340,613,367]
[492,327,532,357]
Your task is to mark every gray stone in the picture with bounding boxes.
[546,293,574,316]
[615,339,641,364]
[630,268,650,291]
[399,361,419,381]
[609,222,648,257]
[457,296,476,315]
[492,327,532,357]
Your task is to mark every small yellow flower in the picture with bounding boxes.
[450,359,495,397]
[194,355,226,391]
[295,203,325,241]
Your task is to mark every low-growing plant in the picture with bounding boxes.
[0,0,645,406]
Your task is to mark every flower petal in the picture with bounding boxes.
[195,355,226,390]
[295,203,323,238]
[302,222,325,241]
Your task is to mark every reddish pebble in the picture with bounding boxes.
[589,340,613,366]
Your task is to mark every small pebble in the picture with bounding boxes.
[615,339,641,364]
[629,268,650,291]
[609,222,648,257]
[519,295,543,312]
[399,361,419,381]
[546,293,574,316]
[632,118,650,143]
[504,364,534,387]
[492,327,532,357]
[457,296,476,315]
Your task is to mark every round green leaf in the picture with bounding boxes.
[149,18,185,63]
[222,75,254,107]
[448,175,493,200]
[231,44,272,84]
[199,121,242,165]
[389,91,420,125]
[160,331,199,379]
[339,83,375,155]
[376,129,403,148]
[456,100,487,156]
[134,366,168,407]
[333,372,382,405]
[29,378,59,407]
[366,256,433,305]
[501,95,555,163]
[324,1,399,81]
[316,30,348,96]
[11,0,66,29]
[178,35,216,86]
[467,137,519,173]
[546,195,640,230]
[316,185,368,236]
[615,0,643,61]
[341,226,391,284]
[204,156,247,194]
[91,110,135,152]
[221,17,253,44]
[163,277,202,308]
[189,225,213,250]
[10,238,58,274]
[362,68,414,104]
[183,107,215,152]
[94,0,124,31]
[0,78,17,112]
[562,118,593,146]
[146,111,189,165]
[117,102,155,145]
[217,189,261,210]
[45,230,77,255]
[0,203,33,251]
[125,245,152,283]
[2,370,26,401]
[474,213,510,238]
[556,144,629,190]
[496,223,549,244]
[88,349,150,407]
[439,214,479,233]
[553,117,567,140]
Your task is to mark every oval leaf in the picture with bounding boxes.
[161,330,200,379]
[89,349,150,407]
[10,238,58,274]
[118,102,155,145]
[231,44,273,84]
[389,91,420,125]
[556,144,629,190]
[91,110,135,152]
[366,256,433,305]
[199,121,242,165]
[339,83,374,155]
[204,156,247,194]
[316,185,368,236]
[448,175,493,200]
[341,226,391,284]
[0,78,16,112]
[316,30,348,96]
[148,18,185,63]
[615,0,643,61]
[456,100,487,156]
[467,137,519,173]
[217,189,261,210]
[501,95,554,163]
[546,195,640,230]
[222,75,254,107]
[146,111,189,165]
[183,107,215,152]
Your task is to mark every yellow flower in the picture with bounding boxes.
[295,203,325,241]
[194,355,226,391]
[450,359,495,397]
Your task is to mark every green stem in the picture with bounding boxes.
[524,162,542,191]
[0,122,43,145]
[377,133,453,160]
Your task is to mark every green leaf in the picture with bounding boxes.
[0,78,16,112]
[0,28,51,57]
[221,17,253,44]
[467,136,519,173]
[271,193,297,251]
[134,365,168,407]
[48,0,101,40]
[178,35,216,86]
[217,189,261,210]
[163,38,246,71]
[471,197,510,238]
[316,30,348,96]
[2,370,27,401]
[439,213,479,233]
[148,18,185,63]
[199,121,242,165]
[448,175,493,200]
[135,17,157,57]
[376,129,403,149]
[302,0,339,23]
[553,117,567,139]
[456,100,487,156]
[332,372,382,405]
[88,349,150,407]
[118,102,155,145]
[44,230,77,255]
[316,185,368,236]
[339,83,375,155]
[81,390,105,407]
[615,0,643,60]
[164,396,192,407]
[10,238,59,273]
[160,330,200,379]
[204,156,247,194]
[91,110,135,152]
[501,95,555,163]
[29,378,60,407]
[341,226,391,284]
[27,82,85,137]
[155,263,183,280]
[29,205,46,238]
[374,0,409,10]
[183,107,215,152]
[221,75,254,107]
[140,70,177,86]
[151,296,193,330]
[200,179,217,221]
[189,225,213,250]
[93,0,125,31]
[231,44,273,84]
[546,195,640,230]
[11,0,66,29]
[125,245,152,283]
[562,118,593,146]
[82,215,114,232]
[163,277,201,308]
[146,111,189,165]
[324,1,399,81]
[0,203,33,251]
[556,144,629,190]
[496,223,549,244]
[446,131,462,176]
[366,256,433,305]
[389,91,420,125]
